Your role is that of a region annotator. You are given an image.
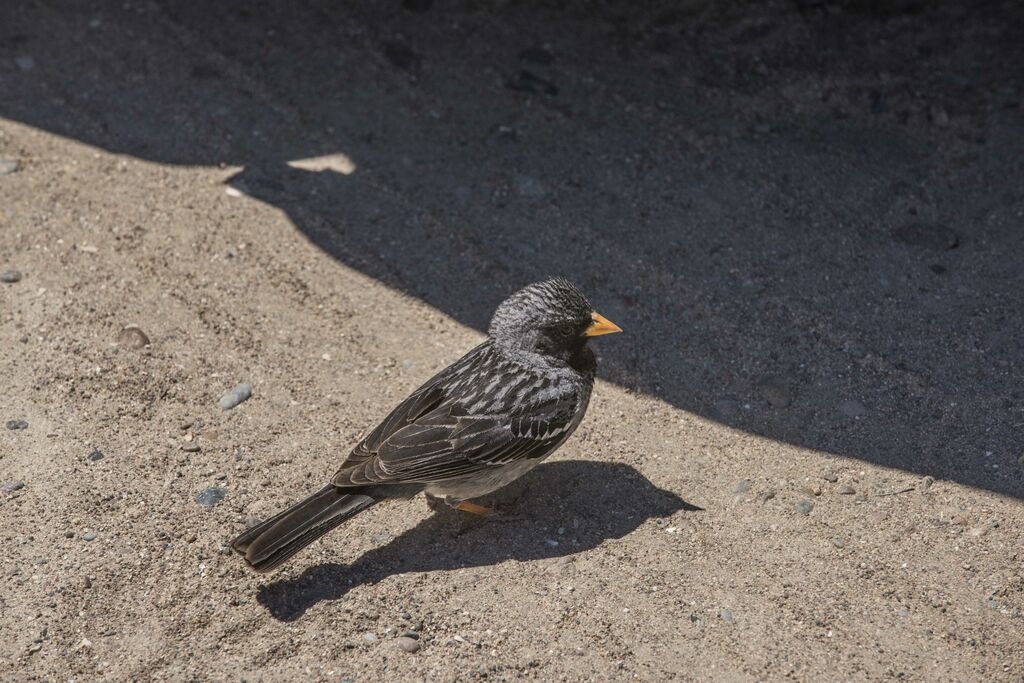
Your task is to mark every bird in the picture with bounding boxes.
[231,277,621,572]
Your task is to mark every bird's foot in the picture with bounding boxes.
[453,499,523,522]
[454,500,495,517]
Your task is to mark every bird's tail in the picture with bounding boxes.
[231,485,377,573]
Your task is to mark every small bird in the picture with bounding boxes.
[231,278,621,572]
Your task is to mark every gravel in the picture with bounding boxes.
[758,378,792,408]
[732,479,752,494]
[196,487,226,507]
[0,268,22,282]
[396,636,421,653]
[218,383,252,410]
[87,450,105,462]
[82,532,97,541]
[1,481,26,494]
[839,399,867,418]
[838,485,856,495]
[795,500,815,515]
[6,419,29,430]
[823,470,839,483]
[116,326,151,349]
[0,159,19,176]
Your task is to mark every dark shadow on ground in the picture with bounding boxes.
[1,1,1022,496]
[256,460,696,621]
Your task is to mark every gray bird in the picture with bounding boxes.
[231,278,621,572]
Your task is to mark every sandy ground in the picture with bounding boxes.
[1,1,1023,681]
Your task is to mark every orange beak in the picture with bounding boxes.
[583,311,623,337]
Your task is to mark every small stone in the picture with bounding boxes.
[758,489,776,503]
[5,419,28,430]
[795,500,814,515]
[839,399,866,418]
[82,532,97,541]
[918,476,934,493]
[801,485,823,497]
[892,222,959,250]
[0,160,18,176]
[758,377,792,408]
[87,449,104,462]
[78,638,92,650]
[506,70,558,96]
[15,55,35,71]
[196,487,226,507]
[65,531,75,538]
[719,608,734,624]
[732,479,752,494]
[837,485,856,495]
[83,576,92,589]
[2,481,26,494]
[854,493,868,502]
[115,326,150,349]
[399,630,420,640]
[219,383,252,410]
[831,537,845,548]
[823,470,839,483]
[361,632,379,645]
[396,636,421,653]
[182,445,201,453]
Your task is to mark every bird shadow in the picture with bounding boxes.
[255,459,697,622]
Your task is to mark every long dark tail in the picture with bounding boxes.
[231,485,378,573]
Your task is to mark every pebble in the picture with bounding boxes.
[399,630,420,640]
[1,481,26,494]
[0,160,18,176]
[719,608,734,624]
[65,531,75,538]
[758,489,776,503]
[758,378,791,408]
[839,399,866,418]
[837,485,856,495]
[732,479,752,494]
[823,470,839,483]
[831,537,845,549]
[196,487,226,507]
[82,532,97,542]
[795,500,814,515]
[218,383,252,410]
[918,476,934,493]
[115,326,150,349]
[506,70,558,96]
[6,419,29,430]
[87,449,104,462]
[182,445,201,453]
[396,636,421,653]
[892,222,959,250]
[361,632,379,645]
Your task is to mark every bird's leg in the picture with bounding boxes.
[454,500,495,517]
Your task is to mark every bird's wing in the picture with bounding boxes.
[332,373,580,487]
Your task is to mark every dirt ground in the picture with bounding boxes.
[1,1,1023,681]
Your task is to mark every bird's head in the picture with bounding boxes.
[488,278,621,360]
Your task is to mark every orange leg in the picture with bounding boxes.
[455,500,494,517]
